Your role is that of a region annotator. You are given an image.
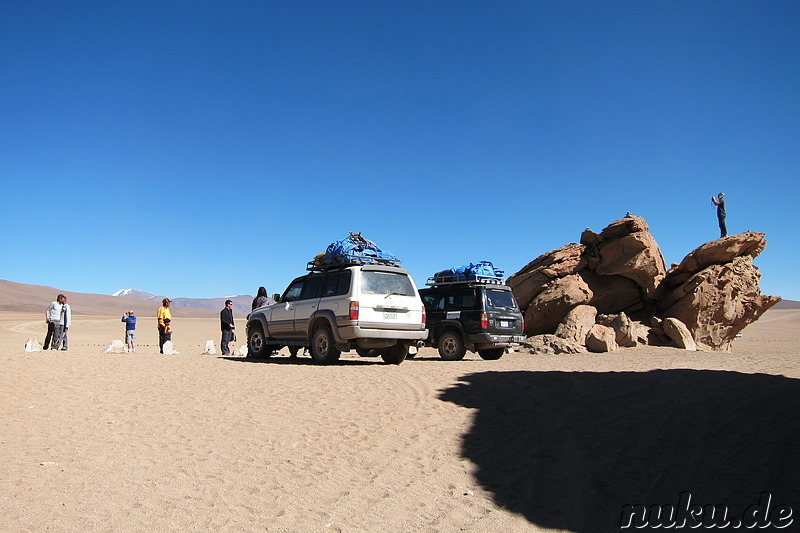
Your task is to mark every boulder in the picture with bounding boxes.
[523,334,587,355]
[555,305,597,344]
[662,232,768,288]
[523,274,592,335]
[597,312,639,347]
[507,243,586,311]
[660,256,781,350]
[593,216,666,298]
[586,324,618,353]
[662,317,697,350]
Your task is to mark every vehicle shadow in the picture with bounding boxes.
[220,356,387,366]
[438,369,800,532]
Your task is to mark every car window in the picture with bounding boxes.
[486,289,516,309]
[361,271,415,296]
[283,279,304,302]
[323,271,352,297]
[300,275,324,300]
[422,292,444,311]
[446,288,476,310]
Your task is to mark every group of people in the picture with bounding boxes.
[41,292,267,356]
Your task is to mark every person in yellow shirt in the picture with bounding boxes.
[157,298,172,354]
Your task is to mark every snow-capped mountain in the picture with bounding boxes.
[112,288,159,300]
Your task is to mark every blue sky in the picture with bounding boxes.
[2,1,798,300]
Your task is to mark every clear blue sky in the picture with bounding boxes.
[2,1,798,300]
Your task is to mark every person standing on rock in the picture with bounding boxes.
[157,298,172,354]
[711,192,727,238]
[220,299,235,356]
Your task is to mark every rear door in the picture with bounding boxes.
[485,288,523,334]
[358,269,424,331]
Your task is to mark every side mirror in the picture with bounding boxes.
[273,293,281,303]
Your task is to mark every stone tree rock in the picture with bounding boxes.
[511,215,779,352]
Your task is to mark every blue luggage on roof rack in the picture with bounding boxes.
[309,232,401,270]
[430,261,505,284]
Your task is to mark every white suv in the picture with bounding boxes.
[246,264,427,364]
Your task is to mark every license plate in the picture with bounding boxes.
[499,320,511,328]
[383,312,397,319]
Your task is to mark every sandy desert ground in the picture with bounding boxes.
[1,308,798,532]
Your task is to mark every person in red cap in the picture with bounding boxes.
[157,298,172,354]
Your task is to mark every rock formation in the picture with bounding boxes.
[509,215,780,353]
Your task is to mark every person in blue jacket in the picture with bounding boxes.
[121,310,137,353]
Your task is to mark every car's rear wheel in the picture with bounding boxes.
[438,331,466,361]
[310,324,341,364]
[380,343,407,364]
[356,348,379,357]
[247,324,271,359]
[478,348,504,360]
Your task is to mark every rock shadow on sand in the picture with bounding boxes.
[439,370,800,532]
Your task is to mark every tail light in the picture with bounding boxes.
[481,313,488,329]
[349,301,359,320]
[421,306,426,325]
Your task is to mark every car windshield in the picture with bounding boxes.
[361,271,415,296]
[486,289,516,309]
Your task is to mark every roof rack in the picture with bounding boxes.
[426,273,505,286]
[307,254,402,272]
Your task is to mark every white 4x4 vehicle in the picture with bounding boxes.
[246,264,427,364]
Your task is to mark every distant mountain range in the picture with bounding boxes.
[112,288,255,314]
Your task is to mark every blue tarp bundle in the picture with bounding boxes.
[433,261,504,282]
[321,232,399,266]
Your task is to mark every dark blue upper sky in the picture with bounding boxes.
[1,1,798,299]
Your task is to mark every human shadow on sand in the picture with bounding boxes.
[439,370,800,532]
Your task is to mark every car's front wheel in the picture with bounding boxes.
[310,324,341,364]
[438,331,466,361]
[247,324,271,359]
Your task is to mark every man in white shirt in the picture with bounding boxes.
[51,295,72,351]
[44,294,64,350]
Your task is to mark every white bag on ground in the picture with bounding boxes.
[162,340,179,355]
[202,340,217,355]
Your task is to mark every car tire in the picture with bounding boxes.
[356,348,379,357]
[247,323,271,359]
[438,331,466,361]
[310,324,341,364]
[380,343,407,364]
[478,348,504,360]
